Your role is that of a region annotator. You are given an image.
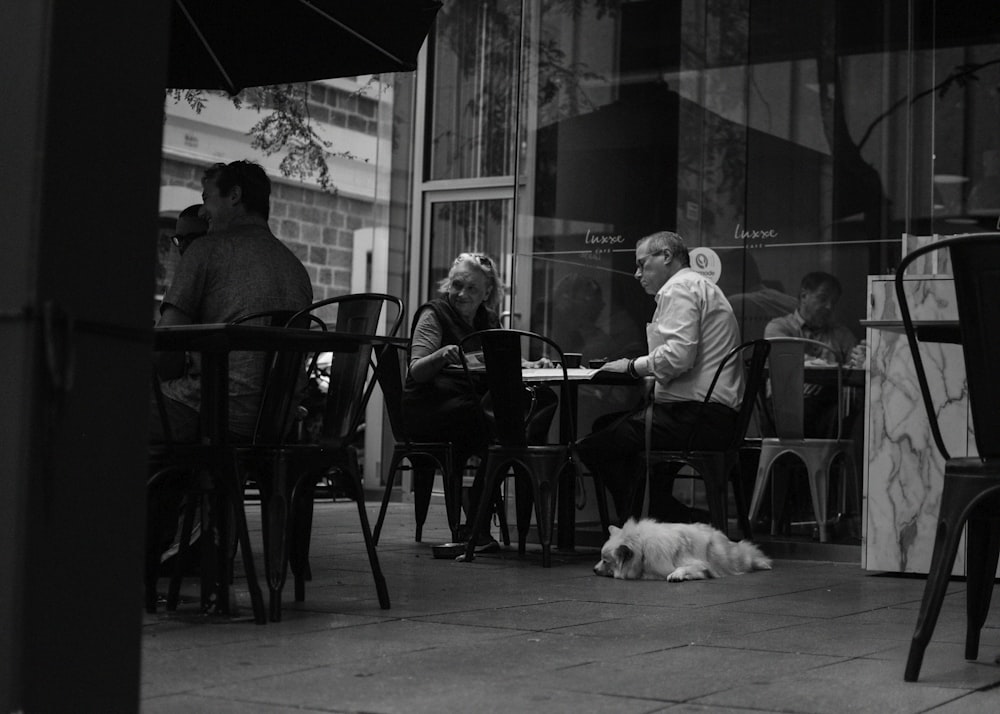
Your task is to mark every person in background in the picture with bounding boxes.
[764,271,865,437]
[151,160,313,443]
[764,271,860,365]
[403,252,551,552]
[577,231,743,524]
[170,204,207,256]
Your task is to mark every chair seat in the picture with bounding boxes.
[750,437,856,543]
[946,456,1000,474]
[642,448,748,537]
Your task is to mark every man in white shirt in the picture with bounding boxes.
[578,231,743,523]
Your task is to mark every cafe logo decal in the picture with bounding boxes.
[689,247,721,284]
[734,223,778,248]
[584,229,625,260]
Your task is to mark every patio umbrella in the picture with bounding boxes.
[167,0,442,94]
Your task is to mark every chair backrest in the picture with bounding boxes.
[459,328,569,448]
[895,232,1000,460]
[375,342,410,443]
[724,338,771,450]
[289,293,404,446]
[241,310,321,445]
[763,337,843,441]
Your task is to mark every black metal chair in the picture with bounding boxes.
[458,328,609,567]
[145,309,307,624]
[235,293,403,620]
[371,342,462,544]
[747,337,856,543]
[896,233,1000,682]
[635,339,770,540]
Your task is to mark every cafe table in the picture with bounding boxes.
[153,323,407,618]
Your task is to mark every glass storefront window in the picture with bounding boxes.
[507,0,1000,358]
[426,0,522,181]
[417,0,1000,355]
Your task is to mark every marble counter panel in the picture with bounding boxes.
[864,275,969,575]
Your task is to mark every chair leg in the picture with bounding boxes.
[495,482,511,546]
[904,482,976,681]
[412,464,436,543]
[770,467,791,536]
[167,493,200,611]
[748,453,775,533]
[515,473,533,556]
[590,468,612,538]
[963,505,1000,661]
[730,462,753,540]
[263,457,292,622]
[225,462,266,625]
[701,467,729,537]
[443,457,462,543]
[805,457,830,543]
[144,488,165,614]
[462,460,504,563]
[531,471,561,568]
[289,476,316,605]
[372,454,403,546]
[343,453,390,610]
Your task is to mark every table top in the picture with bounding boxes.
[800,364,866,388]
[449,364,640,385]
[860,319,961,343]
[154,323,408,352]
[521,367,641,385]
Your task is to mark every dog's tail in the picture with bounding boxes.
[732,540,772,573]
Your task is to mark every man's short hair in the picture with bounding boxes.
[638,230,690,267]
[800,271,842,296]
[203,160,271,219]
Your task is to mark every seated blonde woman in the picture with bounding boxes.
[402,252,550,552]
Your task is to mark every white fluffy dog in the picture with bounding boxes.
[593,518,772,581]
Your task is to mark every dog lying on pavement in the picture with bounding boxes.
[594,518,772,581]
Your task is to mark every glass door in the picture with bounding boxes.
[417,188,516,323]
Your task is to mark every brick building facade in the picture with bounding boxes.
[158,80,386,306]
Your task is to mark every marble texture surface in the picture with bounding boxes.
[864,275,970,574]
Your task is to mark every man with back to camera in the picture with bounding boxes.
[577,230,743,524]
[152,160,313,443]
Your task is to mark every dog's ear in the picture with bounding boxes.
[614,544,634,563]
[608,525,620,536]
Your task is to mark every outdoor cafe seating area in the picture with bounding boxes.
[146,234,1000,704]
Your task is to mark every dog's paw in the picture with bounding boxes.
[667,565,708,581]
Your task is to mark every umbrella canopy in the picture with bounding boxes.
[167,0,442,94]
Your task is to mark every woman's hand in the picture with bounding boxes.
[409,344,461,382]
[522,356,553,369]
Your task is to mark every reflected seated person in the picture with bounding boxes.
[763,271,865,439]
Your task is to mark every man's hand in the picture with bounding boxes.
[599,358,631,374]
